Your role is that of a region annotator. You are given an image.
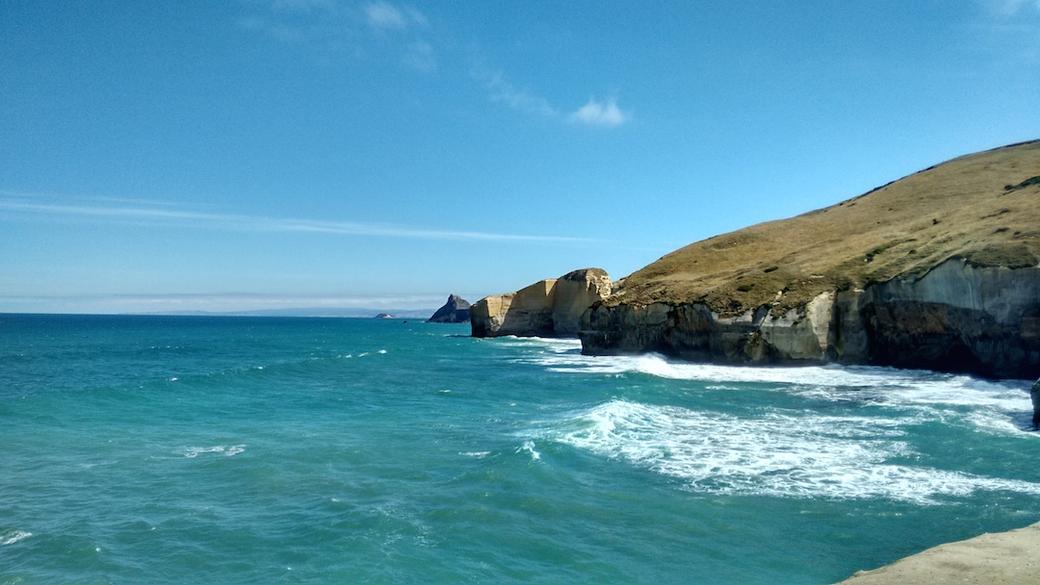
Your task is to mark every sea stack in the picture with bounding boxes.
[471,268,612,338]
[427,294,471,323]
[580,140,1040,380]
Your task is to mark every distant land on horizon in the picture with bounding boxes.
[142,307,437,319]
[0,308,439,319]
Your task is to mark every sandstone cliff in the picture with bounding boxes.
[427,294,471,323]
[580,140,1040,380]
[471,268,612,338]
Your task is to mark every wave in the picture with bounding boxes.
[517,440,542,461]
[504,340,1033,435]
[543,400,1040,504]
[182,444,246,458]
[460,451,491,459]
[490,336,583,353]
[1,530,32,545]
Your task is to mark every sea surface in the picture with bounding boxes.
[2,314,1039,584]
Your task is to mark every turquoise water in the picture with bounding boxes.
[2,315,1039,584]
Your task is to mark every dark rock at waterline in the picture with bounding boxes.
[1032,379,1040,430]
[427,295,471,323]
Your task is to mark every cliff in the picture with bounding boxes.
[580,140,1040,380]
[838,522,1040,584]
[471,268,612,338]
[427,294,471,323]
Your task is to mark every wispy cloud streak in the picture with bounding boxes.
[0,196,594,244]
[477,69,559,117]
[363,1,426,31]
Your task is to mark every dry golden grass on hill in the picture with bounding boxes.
[612,140,1040,315]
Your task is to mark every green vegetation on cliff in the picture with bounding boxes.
[612,140,1040,316]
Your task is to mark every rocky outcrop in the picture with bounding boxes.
[552,269,614,336]
[427,294,471,323]
[471,268,612,338]
[579,141,1040,383]
[581,258,1040,378]
[1032,379,1040,429]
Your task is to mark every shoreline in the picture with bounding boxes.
[839,521,1040,584]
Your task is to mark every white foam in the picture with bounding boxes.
[377,349,388,354]
[517,440,542,461]
[1,530,32,545]
[518,350,1034,436]
[460,451,491,459]
[493,336,583,353]
[544,400,1040,504]
[182,444,246,458]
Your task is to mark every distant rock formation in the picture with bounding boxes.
[580,140,1040,380]
[471,268,612,338]
[374,313,395,319]
[427,295,471,323]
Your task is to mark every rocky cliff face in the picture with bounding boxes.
[582,258,1040,378]
[427,294,471,323]
[471,268,612,338]
[552,269,614,336]
[579,141,1040,381]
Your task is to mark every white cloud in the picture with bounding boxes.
[477,69,558,117]
[270,0,337,13]
[569,97,631,128]
[364,1,426,31]
[0,195,594,244]
[0,292,453,315]
[991,0,1040,14]
[403,40,436,72]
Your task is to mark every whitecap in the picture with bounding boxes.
[524,352,1034,436]
[1,530,32,545]
[182,444,246,458]
[493,336,583,353]
[460,451,491,459]
[517,440,542,461]
[542,400,1040,505]
[377,349,388,354]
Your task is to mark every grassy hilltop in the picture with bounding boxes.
[611,140,1040,315]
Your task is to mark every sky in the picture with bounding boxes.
[1,0,1039,314]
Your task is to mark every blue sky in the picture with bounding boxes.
[2,0,1038,314]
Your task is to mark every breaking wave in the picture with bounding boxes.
[545,400,1040,504]
[505,338,1035,436]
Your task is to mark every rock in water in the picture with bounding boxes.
[580,140,1040,379]
[471,268,612,338]
[1032,378,1040,429]
[427,295,471,323]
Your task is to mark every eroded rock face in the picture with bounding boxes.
[471,280,557,337]
[552,269,613,336]
[471,268,612,338]
[427,294,471,323]
[580,258,1040,379]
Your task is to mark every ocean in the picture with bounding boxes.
[2,314,1039,584]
